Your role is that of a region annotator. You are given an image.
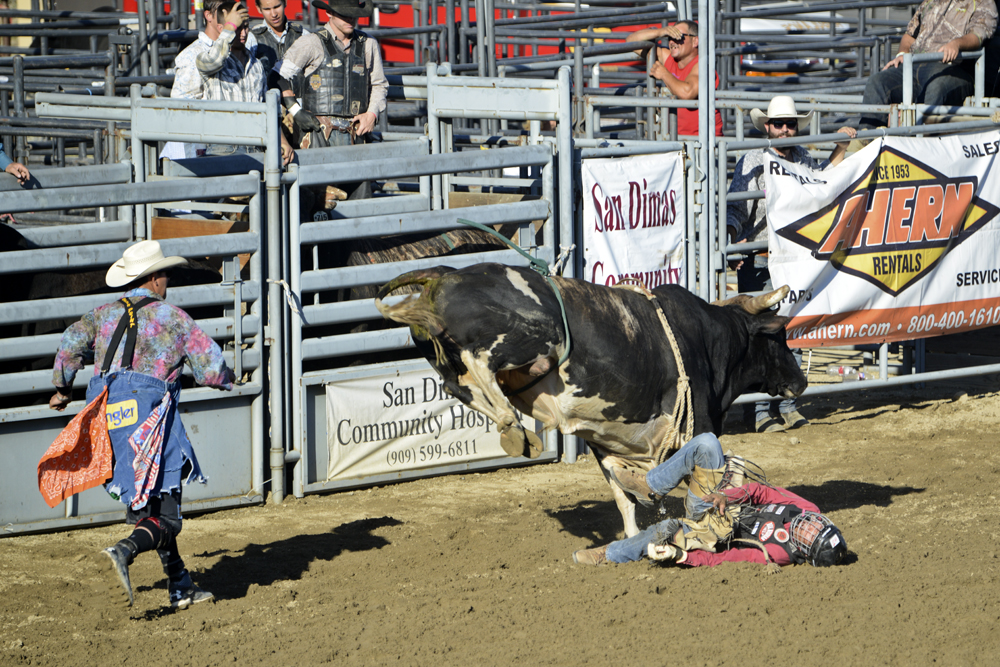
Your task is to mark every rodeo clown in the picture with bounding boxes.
[50,241,235,608]
[572,433,847,569]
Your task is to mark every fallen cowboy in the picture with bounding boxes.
[375,262,808,537]
[573,432,848,570]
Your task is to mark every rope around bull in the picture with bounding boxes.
[612,279,695,465]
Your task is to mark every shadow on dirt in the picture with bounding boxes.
[545,495,686,546]
[785,479,924,512]
[192,515,403,600]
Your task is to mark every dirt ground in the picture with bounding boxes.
[3,365,1000,666]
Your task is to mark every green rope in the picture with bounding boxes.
[456,218,572,387]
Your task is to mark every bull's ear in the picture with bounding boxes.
[756,314,792,335]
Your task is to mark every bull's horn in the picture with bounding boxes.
[711,294,739,307]
[745,285,790,314]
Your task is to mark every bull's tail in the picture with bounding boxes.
[375,267,455,366]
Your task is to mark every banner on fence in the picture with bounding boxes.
[767,131,1000,347]
[325,366,538,481]
[581,152,686,289]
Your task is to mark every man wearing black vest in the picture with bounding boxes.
[572,433,848,569]
[276,0,388,200]
[251,0,305,92]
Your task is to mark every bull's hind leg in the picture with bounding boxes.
[458,349,543,459]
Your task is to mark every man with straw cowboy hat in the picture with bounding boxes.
[726,96,856,433]
[49,240,235,609]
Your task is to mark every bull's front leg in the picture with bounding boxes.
[458,349,543,459]
[595,460,641,537]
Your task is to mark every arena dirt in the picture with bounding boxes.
[2,378,1000,666]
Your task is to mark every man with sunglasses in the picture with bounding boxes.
[626,20,722,137]
[726,96,856,433]
[49,241,235,609]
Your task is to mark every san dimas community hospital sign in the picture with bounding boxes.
[766,130,1000,348]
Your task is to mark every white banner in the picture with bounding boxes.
[766,130,1000,347]
[325,366,537,481]
[582,152,686,288]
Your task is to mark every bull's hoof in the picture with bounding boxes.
[524,429,543,459]
[499,425,544,458]
[499,427,526,458]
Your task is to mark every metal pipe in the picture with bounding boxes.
[475,0,486,76]
[264,88,285,504]
[485,0,497,77]
[697,0,710,300]
[287,165,304,498]
[136,0,150,76]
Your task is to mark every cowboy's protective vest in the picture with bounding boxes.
[251,21,303,72]
[734,503,804,563]
[301,29,369,118]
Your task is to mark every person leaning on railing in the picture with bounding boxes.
[625,20,722,137]
[193,0,295,164]
[0,142,29,185]
[860,0,998,130]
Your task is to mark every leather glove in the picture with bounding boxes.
[293,108,323,134]
[282,99,323,134]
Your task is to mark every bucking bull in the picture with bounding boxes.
[375,263,807,536]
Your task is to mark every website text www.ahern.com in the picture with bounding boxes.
[789,304,1000,342]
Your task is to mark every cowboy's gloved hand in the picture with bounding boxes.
[281,97,323,134]
[292,108,323,134]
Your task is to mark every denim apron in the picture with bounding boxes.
[86,297,205,508]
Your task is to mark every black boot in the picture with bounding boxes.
[102,538,137,606]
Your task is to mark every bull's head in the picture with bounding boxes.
[716,286,808,399]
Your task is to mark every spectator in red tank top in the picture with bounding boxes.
[626,20,722,137]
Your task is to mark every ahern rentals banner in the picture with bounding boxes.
[582,152,686,289]
[325,366,538,481]
[767,130,1000,348]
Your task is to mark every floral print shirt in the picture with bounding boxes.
[53,288,233,390]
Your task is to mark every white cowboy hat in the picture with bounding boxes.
[749,95,814,134]
[106,240,187,288]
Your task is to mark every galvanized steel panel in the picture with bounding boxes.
[300,247,532,292]
[298,145,551,186]
[299,200,549,243]
[0,282,260,325]
[0,392,258,536]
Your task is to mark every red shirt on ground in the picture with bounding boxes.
[682,483,820,567]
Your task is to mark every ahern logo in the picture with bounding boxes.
[776,147,1000,296]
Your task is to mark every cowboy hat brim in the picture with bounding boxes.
[105,255,188,288]
[313,0,373,18]
[749,107,814,134]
